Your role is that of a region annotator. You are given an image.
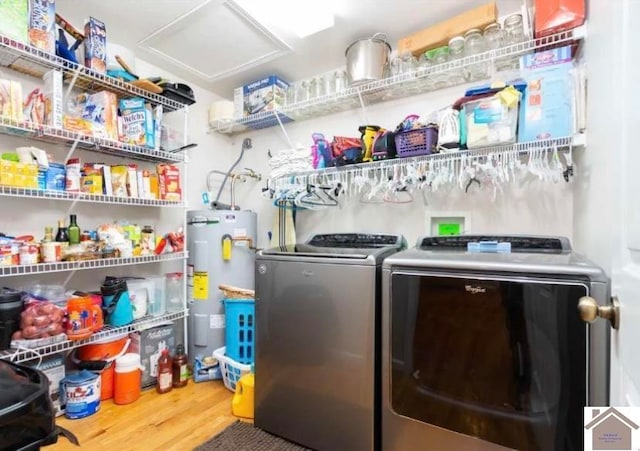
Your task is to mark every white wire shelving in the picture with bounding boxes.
[269,135,586,184]
[0,251,187,278]
[0,185,185,207]
[0,116,187,163]
[211,25,586,136]
[1,310,189,363]
[0,35,187,113]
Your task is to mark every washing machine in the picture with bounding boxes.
[381,235,611,451]
[255,233,407,451]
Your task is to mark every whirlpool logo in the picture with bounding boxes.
[465,285,487,294]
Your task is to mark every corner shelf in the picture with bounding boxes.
[0,251,188,278]
[1,309,189,363]
[0,116,188,163]
[211,25,586,136]
[0,185,185,207]
[0,35,188,112]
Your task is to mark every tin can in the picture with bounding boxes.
[42,242,61,263]
[19,244,39,265]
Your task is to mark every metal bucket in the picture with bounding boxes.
[345,33,391,86]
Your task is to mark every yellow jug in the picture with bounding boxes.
[232,373,255,419]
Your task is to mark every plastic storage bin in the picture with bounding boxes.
[213,346,252,392]
[462,96,519,148]
[222,299,255,364]
[395,127,438,157]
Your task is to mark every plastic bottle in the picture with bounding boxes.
[156,349,173,394]
[172,344,189,388]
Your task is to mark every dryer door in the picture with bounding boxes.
[384,271,592,451]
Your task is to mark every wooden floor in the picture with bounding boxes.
[46,380,237,451]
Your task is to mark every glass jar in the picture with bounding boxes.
[464,29,489,81]
[430,46,450,89]
[165,272,184,313]
[334,70,347,93]
[501,13,526,71]
[483,23,505,73]
[285,82,297,106]
[447,36,467,85]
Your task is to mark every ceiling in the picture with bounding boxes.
[56,0,523,100]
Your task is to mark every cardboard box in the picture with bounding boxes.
[129,323,177,388]
[240,75,289,117]
[0,0,28,44]
[29,356,65,417]
[156,164,181,201]
[534,0,585,38]
[84,17,106,74]
[119,98,154,147]
[397,2,498,56]
[28,0,55,53]
[518,46,574,142]
[84,91,118,140]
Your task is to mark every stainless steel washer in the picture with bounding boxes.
[381,235,610,451]
[255,233,406,451]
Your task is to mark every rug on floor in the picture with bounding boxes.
[194,420,313,451]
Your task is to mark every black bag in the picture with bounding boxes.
[0,360,78,450]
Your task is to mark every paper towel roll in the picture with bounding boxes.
[209,101,235,123]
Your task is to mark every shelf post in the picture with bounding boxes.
[274,110,295,150]
[357,91,368,124]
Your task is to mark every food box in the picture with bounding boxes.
[0,80,24,121]
[194,355,222,383]
[129,323,177,388]
[534,0,585,38]
[84,91,118,140]
[0,0,28,44]
[239,75,289,117]
[397,2,498,56]
[119,98,154,147]
[518,46,574,142]
[45,162,66,191]
[84,17,107,74]
[43,70,63,128]
[28,0,55,53]
[156,164,181,201]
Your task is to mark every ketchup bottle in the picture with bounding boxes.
[156,349,173,394]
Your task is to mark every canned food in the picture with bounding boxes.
[42,242,61,263]
[19,244,39,265]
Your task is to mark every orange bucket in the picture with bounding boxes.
[74,336,130,401]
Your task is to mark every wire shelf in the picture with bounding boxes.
[0,251,187,278]
[0,185,185,207]
[211,25,586,136]
[0,35,188,112]
[270,135,586,183]
[0,115,188,163]
[0,310,189,363]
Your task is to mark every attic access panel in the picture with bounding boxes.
[138,0,292,82]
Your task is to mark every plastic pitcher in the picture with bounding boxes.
[100,278,133,327]
[232,373,254,419]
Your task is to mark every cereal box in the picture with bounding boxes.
[156,164,181,201]
[84,91,118,140]
[84,17,106,74]
[0,0,28,44]
[28,0,55,53]
[43,69,63,128]
[119,98,153,146]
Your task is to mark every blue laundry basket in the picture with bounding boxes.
[222,299,255,364]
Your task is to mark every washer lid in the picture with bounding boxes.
[261,233,406,259]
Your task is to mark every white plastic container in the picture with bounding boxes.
[148,275,166,317]
[463,96,520,149]
[126,280,148,320]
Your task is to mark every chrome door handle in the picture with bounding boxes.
[578,296,620,330]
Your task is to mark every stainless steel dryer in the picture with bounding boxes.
[381,235,611,451]
[255,233,407,451]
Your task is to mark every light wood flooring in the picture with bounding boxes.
[45,380,237,451]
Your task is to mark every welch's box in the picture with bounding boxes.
[234,75,293,129]
[129,322,177,388]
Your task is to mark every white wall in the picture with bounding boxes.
[222,83,574,248]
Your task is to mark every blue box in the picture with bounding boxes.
[240,75,289,116]
[45,163,65,191]
[193,355,222,383]
[518,46,574,142]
